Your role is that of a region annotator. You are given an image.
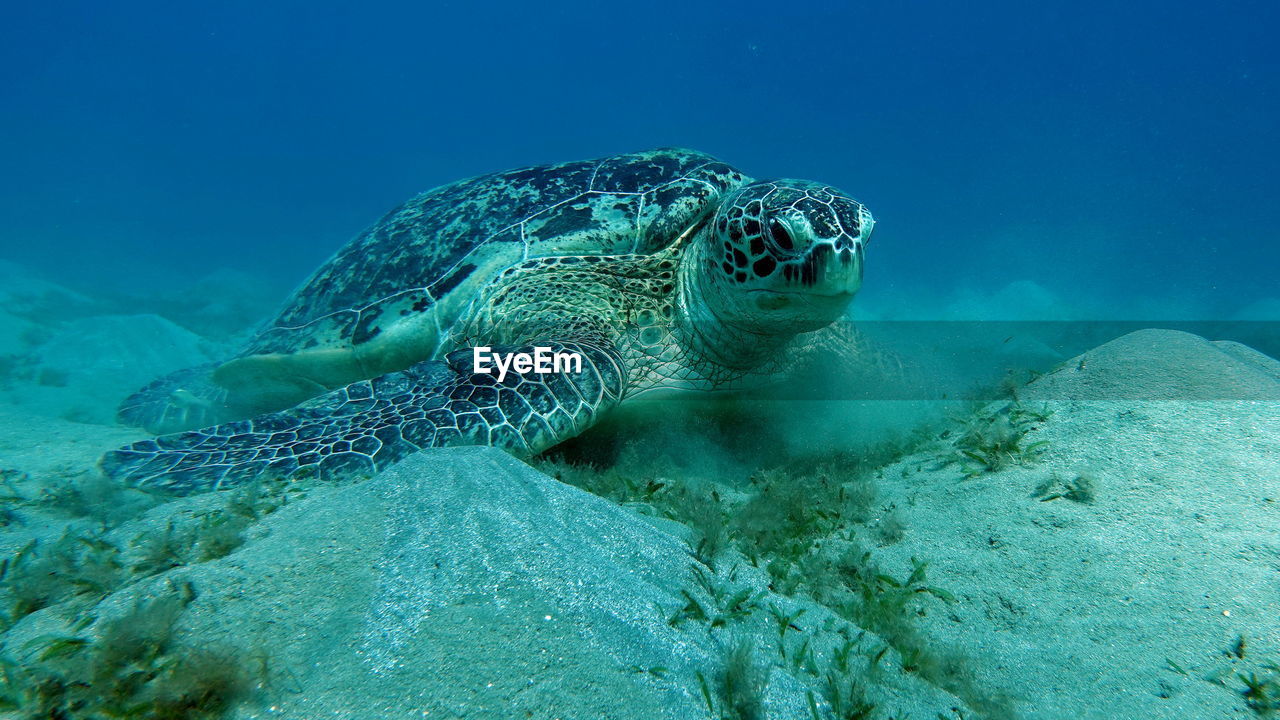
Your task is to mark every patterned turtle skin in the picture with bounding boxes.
[103,148,875,494]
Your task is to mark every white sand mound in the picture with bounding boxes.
[0,448,965,719]
[0,260,97,321]
[5,314,221,424]
[1025,328,1280,401]
[870,329,1280,719]
[0,261,92,358]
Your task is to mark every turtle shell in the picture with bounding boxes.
[212,148,747,407]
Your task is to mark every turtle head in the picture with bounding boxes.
[701,179,874,335]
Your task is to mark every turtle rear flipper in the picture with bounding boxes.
[101,341,625,495]
[116,363,236,434]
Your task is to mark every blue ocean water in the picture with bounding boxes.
[3,6,1280,718]
[2,0,1276,319]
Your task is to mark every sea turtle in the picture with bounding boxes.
[103,148,874,494]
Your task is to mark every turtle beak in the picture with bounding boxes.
[745,243,860,330]
[827,240,864,295]
[782,241,863,297]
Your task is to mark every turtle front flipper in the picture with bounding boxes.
[117,362,236,434]
[101,341,626,495]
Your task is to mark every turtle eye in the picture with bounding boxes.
[767,217,795,253]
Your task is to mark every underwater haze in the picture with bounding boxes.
[2,0,1278,319]
[4,2,1280,720]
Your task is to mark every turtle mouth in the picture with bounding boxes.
[749,289,856,299]
[748,288,857,313]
